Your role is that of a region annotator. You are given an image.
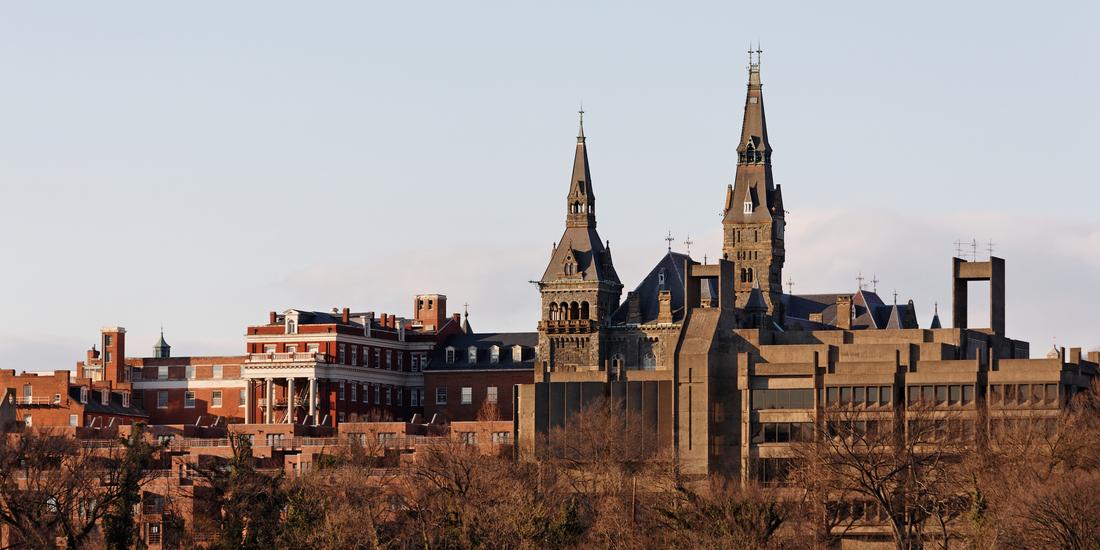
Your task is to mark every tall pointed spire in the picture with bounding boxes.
[566,108,596,228]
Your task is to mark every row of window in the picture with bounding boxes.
[988,383,1059,407]
[435,386,498,406]
[906,385,976,407]
[143,389,246,409]
[750,422,814,444]
[336,382,422,407]
[445,345,524,365]
[751,389,814,410]
[143,365,226,381]
[824,385,894,408]
[23,414,80,427]
[457,431,513,445]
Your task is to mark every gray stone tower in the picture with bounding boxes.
[537,112,623,377]
[722,49,786,323]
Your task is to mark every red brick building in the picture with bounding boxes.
[423,332,536,421]
[241,294,464,426]
[0,368,147,429]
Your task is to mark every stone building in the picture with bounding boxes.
[514,54,1099,486]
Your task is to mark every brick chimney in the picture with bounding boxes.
[657,290,673,324]
[341,307,350,324]
[626,291,641,323]
[835,295,852,330]
[269,311,277,324]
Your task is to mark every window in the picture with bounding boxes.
[459,432,477,445]
[385,387,392,405]
[513,346,523,363]
[490,346,500,364]
[104,335,113,346]
[826,387,839,406]
[350,383,357,402]
[436,387,448,405]
[23,415,32,427]
[338,344,346,364]
[307,343,320,354]
[69,414,78,427]
[122,392,130,408]
[397,388,403,406]
[239,389,246,407]
[374,385,380,404]
[21,384,31,404]
[1045,384,1057,405]
[211,391,222,407]
[840,387,852,405]
[158,367,168,381]
[750,389,813,410]
[213,365,223,379]
[157,391,168,408]
[362,384,368,403]
[104,351,112,363]
[949,385,961,405]
[492,431,510,445]
[338,381,345,401]
[373,348,380,367]
[287,320,297,334]
[184,391,196,408]
[133,391,143,408]
[286,344,297,354]
[962,385,974,405]
[80,387,89,404]
[264,344,276,354]
[744,200,753,214]
[411,354,420,371]
[377,432,396,444]
[266,433,283,446]
[487,386,498,404]
[461,387,473,405]
[386,350,392,369]
[397,352,404,370]
[467,347,477,365]
[445,347,455,364]
[990,384,1002,405]
[350,345,357,366]
[186,366,195,380]
[411,388,421,407]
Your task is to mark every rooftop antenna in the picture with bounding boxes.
[664,230,675,252]
[954,239,964,258]
[683,234,694,256]
[870,274,880,293]
[986,239,995,259]
[786,275,794,295]
[969,238,979,261]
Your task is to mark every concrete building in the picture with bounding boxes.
[514,53,1099,485]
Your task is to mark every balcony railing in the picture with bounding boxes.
[15,396,63,407]
[246,352,328,364]
[538,319,597,333]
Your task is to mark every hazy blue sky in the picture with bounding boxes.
[2,1,1098,369]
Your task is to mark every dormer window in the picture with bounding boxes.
[80,387,89,404]
[490,346,500,364]
[445,347,455,364]
[287,320,296,334]
[467,346,477,365]
[512,345,523,363]
[101,389,109,406]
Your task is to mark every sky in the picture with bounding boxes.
[1,1,1098,370]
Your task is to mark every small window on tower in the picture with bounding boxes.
[749,97,759,104]
[744,200,752,214]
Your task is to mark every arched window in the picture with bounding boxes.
[611,354,624,373]
[287,320,296,334]
[642,353,657,370]
[490,346,500,364]
[560,302,569,320]
[467,346,478,365]
[740,269,747,283]
[580,302,590,320]
[748,268,754,282]
[570,302,580,320]
[549,303,558,320]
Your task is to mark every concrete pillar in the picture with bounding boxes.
[287,377,296,424]
[308,378,317,426]
[264,378,273,424]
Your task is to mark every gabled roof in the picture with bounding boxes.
[540,230,620,284]
[610,251,715,325]
[69,386,149,418]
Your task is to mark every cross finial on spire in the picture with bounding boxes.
[870,274,880,293]
[786,275,794,295]
[856,271,865,290]
[684,234,694,256]
[463,303,469,316]
[893,290,898,305]
[664,230,675,252]
[577,104,585,140]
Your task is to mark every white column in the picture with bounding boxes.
[308,378,317,426]
[245,381,253,424]
[264,378,273,424]
[287,377,296,424]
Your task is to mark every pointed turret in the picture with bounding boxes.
[930,303,943,329]
[461,305,473,334]
[566,110,597,229]
[153,329,171,358]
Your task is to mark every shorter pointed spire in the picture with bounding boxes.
[577,105,585,141]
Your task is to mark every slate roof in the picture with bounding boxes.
[69,386,149,418]
[610,251,716,325]
[782,289,919,330]
[426,332,538,371]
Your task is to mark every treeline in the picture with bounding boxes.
[1,386,1099,549]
